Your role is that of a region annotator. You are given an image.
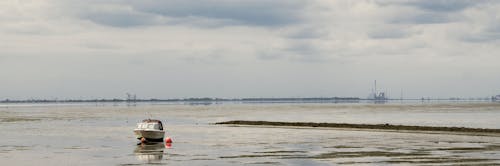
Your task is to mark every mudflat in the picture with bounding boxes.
[1,102,500,165]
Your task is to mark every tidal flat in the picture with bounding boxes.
[1,102,500,165]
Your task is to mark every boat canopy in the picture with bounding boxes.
[140,119,163,130]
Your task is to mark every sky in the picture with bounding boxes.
[1,0,500,100]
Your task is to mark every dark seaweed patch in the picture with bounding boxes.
[216,120,500,134]
[254,150,306,154]
[220,154,305,159]
[1,117,40,122]
[386,158,496,164]
[311,151,429,159]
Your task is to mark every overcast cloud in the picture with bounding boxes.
[1,0,500,99]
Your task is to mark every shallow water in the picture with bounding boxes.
[1,102,500,165]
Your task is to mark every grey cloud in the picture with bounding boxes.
[285,42,321,56]
[179,50,228,65]
[165,16,241,28]
[462,33,500,43]
[128,0,305,26]
[460,5,500,43]
[287,27,329,39]
[382,1,500,43]
[65,0,307,28]
[52,1,164,27]
[368,29,413,39]
[78,8,164,27]
[404,0,476,12]
[483,12,500,42]
[378,0,478,12]
[257,42,329,63]
[380,0,489,25]
[390,12,454,24]
[257,52,284,61]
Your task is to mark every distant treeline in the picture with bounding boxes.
[0,97,361,103]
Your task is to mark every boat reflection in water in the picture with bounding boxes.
[134,142,165,163]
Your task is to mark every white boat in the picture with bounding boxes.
[134,119,165,142]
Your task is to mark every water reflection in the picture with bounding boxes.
[134,142,165,163]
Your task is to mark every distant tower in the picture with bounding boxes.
[126,93,136,102]
[400,88,403,100]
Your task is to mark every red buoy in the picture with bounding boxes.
[165,143,172,149]
[165,137,172,143]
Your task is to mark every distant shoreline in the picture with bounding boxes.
[0,97,496,104]
[0,97,360,104]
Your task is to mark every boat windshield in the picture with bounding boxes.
[137,123,159,130]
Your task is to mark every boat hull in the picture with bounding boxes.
[134,129,165,142]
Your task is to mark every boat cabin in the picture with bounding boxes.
[136,119,163,130]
